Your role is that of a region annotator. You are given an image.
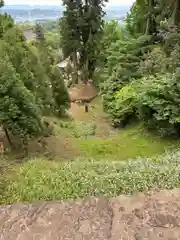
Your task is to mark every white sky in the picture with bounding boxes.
[5,0,135,5]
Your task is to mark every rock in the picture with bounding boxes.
[1,190,180,240]
[0,197,112,240]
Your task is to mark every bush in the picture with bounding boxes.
[112,84,137,127]
[72,121,96,138]
[2,150,180,204]
[50,66,70,116]
[136,72,180,136]
[139,47,169,76]
[100,35,153,115]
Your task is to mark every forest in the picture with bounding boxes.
[0,0,180,204]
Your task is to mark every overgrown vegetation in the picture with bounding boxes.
[1,150,180,204]
[0,2,69,149]
[99,0,180,137]
[1,0,180,205]
[78,125,178,159]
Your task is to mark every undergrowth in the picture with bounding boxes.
[52,118,96,138]
[77,125,178,159]
[1,150,180,204]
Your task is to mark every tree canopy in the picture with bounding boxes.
[0,5,69,148]
[60,0,107,82]
[99,0,180,136]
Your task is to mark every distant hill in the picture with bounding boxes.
[0,4,131,23]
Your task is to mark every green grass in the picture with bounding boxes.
[1,98,180,205]
[77,125,178,160]
[72,121,96,138]
[1,150,180,204]
[50,117,96,138]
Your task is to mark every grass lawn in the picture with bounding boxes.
[76,124,179,160]
[1,97,180,204]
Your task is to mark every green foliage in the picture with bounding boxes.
[0,54,44,140]
[60,1,80,59]
[0,12,71,147]
[2,28,36,92]
[35,23,45,42]
[55,119,96,138]
[0,13,14,38]
[72,121,96,138]
[2,150,180,203]
[98,20,125,68]
[45,31,60,50]
[60,0,107,81]
[99,0,180,138]
[139,47,170,75]
[112,84,137,127]
[136,72,180,136]
[78,0,107,79]
[78,124,176,159]
[2,27,56,114]
[125,0,158,36]
[100,35,152,114]
[125,1,147,36]
[50,66,70,115]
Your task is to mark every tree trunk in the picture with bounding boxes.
[145,0,157,35]
[72,51,78,84]
[172,0,180,25]
[3,126,14,148]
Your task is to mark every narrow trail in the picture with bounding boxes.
[68,97,118,138]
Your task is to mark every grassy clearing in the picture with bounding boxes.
[46,100,179,161]
[1,150,180,204]
[1,98,180,204]
[50,117,96,138]
[77,125,178,160]
[50,116,178,160]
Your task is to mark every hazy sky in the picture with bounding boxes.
[5,0,135,5]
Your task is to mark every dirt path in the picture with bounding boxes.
[1,189,180,240]
[68,97,118,137]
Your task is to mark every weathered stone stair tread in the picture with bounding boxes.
[1,189,180,240]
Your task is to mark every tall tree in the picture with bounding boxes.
[60,0,107,83]
[145,0,157,35]
[126,0,158,36]
[0,51,44,147]
[78,0,107,80]
[35,23,45,43]
[60,0,81,84]
[171,0,180,25]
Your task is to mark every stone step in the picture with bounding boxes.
[1,189,180,240]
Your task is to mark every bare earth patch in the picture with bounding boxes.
[1,189,180,240]
[68,98,118,137]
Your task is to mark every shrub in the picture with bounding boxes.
[100,35,152,115]
[50,66,70,116]
[72,121,96,138]
[112,84,137,127]
[2,150,180,204]
[139,47,170,75]
[136,72,180,136]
